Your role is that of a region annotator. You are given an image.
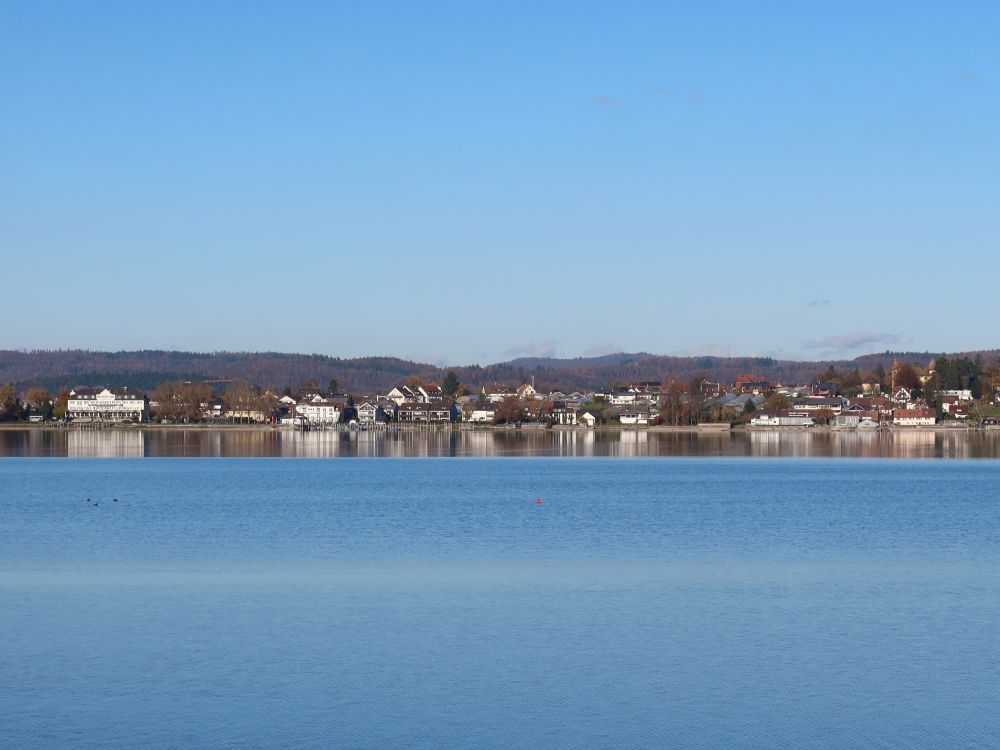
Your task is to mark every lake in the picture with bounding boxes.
[3,426,1000,458]
[2,457,998,748]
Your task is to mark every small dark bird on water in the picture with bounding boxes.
[113,497,118,502]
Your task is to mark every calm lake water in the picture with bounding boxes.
[3,426,1000,458]
[1,458,998,749]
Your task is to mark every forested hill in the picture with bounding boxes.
[1,349,996,394]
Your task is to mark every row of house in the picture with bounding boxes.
[56,371,988,427]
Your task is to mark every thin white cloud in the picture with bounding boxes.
[803,332,900,352]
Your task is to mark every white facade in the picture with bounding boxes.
[467,408,496,423]
[296,402,342,424]
[894,413,936,426]
[751,412,814,427]
[67,388,148,422]
[939,389,973,401]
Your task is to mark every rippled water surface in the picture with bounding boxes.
[4,426,1000,458]
[2,458,999,749]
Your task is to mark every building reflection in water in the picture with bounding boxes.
[2,427,1000,459]
[67,430,145,458]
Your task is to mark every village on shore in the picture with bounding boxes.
[2,356,999,430]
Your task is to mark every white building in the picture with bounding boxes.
[296,401,342,424]
[467,407,497,423]
[618,405,654,425]
[893,408,936,426]
[750,411,815,427]
[67,388,148,423]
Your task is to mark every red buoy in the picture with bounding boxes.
[536,498,542,505]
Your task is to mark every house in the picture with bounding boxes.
[834,414,863,429]
[608,388,638,406]
[482,383,517,403]
[791,396,848,415]
[398,402,454,423]
[892,387,913,404]
[811,382,840,397]
[938,389,974,402]
[419,385,445,403]
[67,387,148,423]
[618,404,654,425]
[750,411,814,427]
[734,375,771,395]
[722,393,765,413]
[851,397,894,417]
[386,386,427,405]
[466,406,497,423]
[893,408,936,426]
[357,402,392,424]
[579,411,597,428]
[278,408,307,428]
[516,383,537,400]
[296,400,342,424]
[551,401,577,425]
[698,380,724,397]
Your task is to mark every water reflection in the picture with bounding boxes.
[3,427,1000,458]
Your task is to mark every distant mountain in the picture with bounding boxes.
[1,348,996,395]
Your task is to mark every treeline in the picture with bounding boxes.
[3,348,1000,398]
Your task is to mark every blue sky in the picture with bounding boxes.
[2,2,998,365]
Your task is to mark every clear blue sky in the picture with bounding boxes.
[2,2,998,365]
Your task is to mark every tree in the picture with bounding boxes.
[0,384,20,421]
[657,379,686,426]
[893,362,920,390]
[875,363,887,389]
[762,393,791,412]
[52,389,70,420]
[816,365,839,384]
[494,396,524,425]
[742,398,757,416]
[23,387,52,418]
[442,371,460,397]
[328,379,339,394]
[223,381,262,423]
[812,408,835,426]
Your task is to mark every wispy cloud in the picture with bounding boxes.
[807,299,831,308]
[803,332,900,352]
[593,94,622,108]
[505,340,558,358]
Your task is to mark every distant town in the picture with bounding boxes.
[2,354,999,430]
